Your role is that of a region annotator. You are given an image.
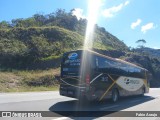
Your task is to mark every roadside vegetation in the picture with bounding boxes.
[0,68,59,92]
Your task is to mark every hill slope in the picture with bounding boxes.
[0,9,128,69]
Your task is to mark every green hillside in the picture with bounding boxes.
[0,9,128,69]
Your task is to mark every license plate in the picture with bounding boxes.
[61,91,67,95]
[68,91,73,95]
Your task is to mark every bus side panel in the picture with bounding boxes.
[90,73,149,101]
[90,73,124,100]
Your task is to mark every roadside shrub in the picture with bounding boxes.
[24,75,56,87]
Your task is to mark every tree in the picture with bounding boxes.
[136,39,146,48]
[12,18,23,27]
[33,13,46,26]
[0,21,10,28]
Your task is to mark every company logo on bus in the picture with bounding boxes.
[116,76,144,91]
[124,78,140,85]
[68,53,78,60]
[124,79,130,85]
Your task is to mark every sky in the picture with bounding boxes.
[0,0,160,49]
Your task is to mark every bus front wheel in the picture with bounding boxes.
[112,89,119,103]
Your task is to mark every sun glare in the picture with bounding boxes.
[84,0,103,49]
[76,0,104,106]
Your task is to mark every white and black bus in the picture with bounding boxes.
[59,50,150,102]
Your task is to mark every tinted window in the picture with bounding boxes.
[61,51,81,76]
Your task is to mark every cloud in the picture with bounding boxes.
[141,23,155,33]
[124,1,130,6]
[102,1,130,18]
[71,8,86,20]
[131,19,142,29]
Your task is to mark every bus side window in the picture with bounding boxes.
[96,57,98,68]
[91,56,98,71]
[118,63,128,76]
[97,57,107,73]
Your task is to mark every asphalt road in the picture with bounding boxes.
[0,88,160,120]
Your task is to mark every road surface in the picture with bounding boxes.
[0,88,160,120]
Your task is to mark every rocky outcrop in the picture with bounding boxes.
[134,47,160,60]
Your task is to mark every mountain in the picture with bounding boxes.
[0,9,128,69]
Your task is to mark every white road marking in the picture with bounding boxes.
[52,117,69,120]
[150,88,160,90]
[129,99,141,103]
[155,95,160,98]
[100,105,119,110]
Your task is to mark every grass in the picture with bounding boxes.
[0,68,60,92]
[40,55,61,61]
[93,42,114,50]
[0,85,59,92]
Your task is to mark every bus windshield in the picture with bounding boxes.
[61,51,82,76]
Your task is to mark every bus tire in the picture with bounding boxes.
[112,89,119,103]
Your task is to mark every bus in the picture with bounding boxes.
[59,49,150,102]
